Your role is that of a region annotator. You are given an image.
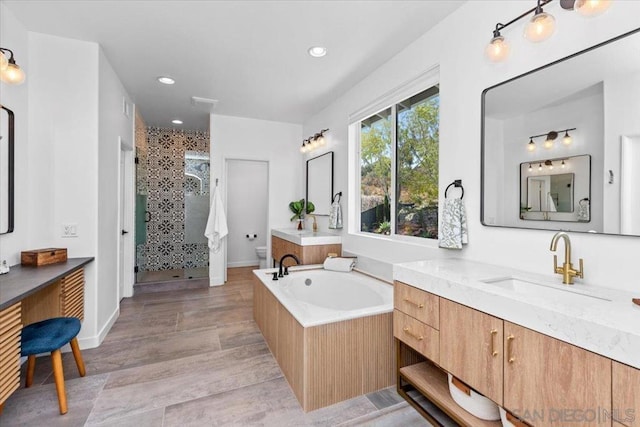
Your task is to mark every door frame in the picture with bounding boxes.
[223,157,271,281]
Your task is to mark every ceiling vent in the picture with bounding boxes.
[191,96,218,111]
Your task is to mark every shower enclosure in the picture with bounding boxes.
[135,127,210,287]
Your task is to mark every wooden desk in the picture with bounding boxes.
[0,257,93,411]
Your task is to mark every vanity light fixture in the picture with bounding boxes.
[527,127,576,151]
[157,76,175,85]
[528,163,533,172]
[561,159,566,168]
[300,129,329,154]
[486,0,612,62]
[0,47,26,85]
[538,163,543,171]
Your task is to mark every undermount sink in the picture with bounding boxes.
[481,277,611,303]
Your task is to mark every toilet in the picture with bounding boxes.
[255,246,267,269]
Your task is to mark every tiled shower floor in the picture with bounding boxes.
[136,267,208,283]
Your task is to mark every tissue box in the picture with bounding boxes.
[21,248,68,266]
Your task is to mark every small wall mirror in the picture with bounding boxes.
[482,28,640,236]
[306,151,334,215]
[0,105,14,234]
[520,154,591,223]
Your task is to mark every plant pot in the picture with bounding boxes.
[297,218,304,230]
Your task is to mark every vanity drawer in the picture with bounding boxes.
[394,281,439,329]
[393,309,439,363]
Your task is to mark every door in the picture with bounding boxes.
[621,135,640,235]
[503,321,611,427]
[439,298,504,404]
[225,159,268,268]
[119,139,134,299]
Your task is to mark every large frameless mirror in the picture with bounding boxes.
[482,27,640,236]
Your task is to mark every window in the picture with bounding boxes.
[358,85,439,239]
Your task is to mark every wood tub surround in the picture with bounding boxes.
[0,258,92,413]
[253,276,394,411]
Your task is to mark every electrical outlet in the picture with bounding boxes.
[62,223,78,238]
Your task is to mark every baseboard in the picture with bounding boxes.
[78,306,120,350]
[227,260,260,268]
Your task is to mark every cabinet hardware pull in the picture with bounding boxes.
[403,298,424,309]
[507,335,515,363]
[490,329,498,357]
[403,327,423,341]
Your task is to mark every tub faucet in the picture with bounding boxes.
[550,231,584,285]
[278,254,300,278]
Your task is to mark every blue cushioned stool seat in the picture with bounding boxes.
[21,317,81,356]
[20,316,86,415]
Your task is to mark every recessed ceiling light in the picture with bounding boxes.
[171,119,183,125]
[157,76,175,85]
[307,46,327,58]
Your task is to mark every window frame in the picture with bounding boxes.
[349,68,440,244]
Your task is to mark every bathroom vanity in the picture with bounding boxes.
[271,229,341,266]
[393,259,640,427]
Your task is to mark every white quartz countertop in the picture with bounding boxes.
[393,258,640,369]
[272,228,342,246]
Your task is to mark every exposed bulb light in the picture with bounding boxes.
[563,130,572,145]
[0,47,25,85]
[0,63,25,85]
[300,143,307,153]
[524,9,556,42]
[538,163,543,171]
[171,119,183,125]
[544,131,558,149]
[574,0,611,17]
[561,160,566,168]
[485,33,510,62]
[547,160,554,170]
[157,76,175,85]
[528,163,533,172]
[527,138,536,152]
[307,46,327,58]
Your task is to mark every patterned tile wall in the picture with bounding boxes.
[136,127,210,272]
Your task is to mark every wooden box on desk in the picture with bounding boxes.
[21,248,68,266]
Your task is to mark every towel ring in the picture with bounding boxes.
[445,180,464,199]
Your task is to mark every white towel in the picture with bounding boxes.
[204,187,228,253]
[323,257,356,272]
[439,198,468,250]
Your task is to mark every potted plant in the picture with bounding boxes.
[289,199,306,230]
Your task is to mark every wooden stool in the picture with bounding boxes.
[20,317,86,415]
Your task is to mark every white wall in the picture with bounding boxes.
[0,3,28,264]
[303,1,640,292]
[0,11,132,348]
[210,114,302,285]
[98,49,134,330]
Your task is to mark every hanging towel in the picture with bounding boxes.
[439,198,468,250]
[328,192,343,229]
[323,257,356,272]
[204,187,228,253]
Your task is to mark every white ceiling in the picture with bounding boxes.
[4,0,464,131]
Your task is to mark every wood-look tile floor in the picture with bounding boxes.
[1,267,431,427]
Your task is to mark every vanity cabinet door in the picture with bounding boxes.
[613,361,640,427]
[503,322,611,427]
[439,298,503,405]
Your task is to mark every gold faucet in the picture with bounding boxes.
[549,231,584,285]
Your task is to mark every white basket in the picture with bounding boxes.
[447,373,500,421]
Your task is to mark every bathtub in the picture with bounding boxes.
[252,266,395,411]
[255,267,393,327]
